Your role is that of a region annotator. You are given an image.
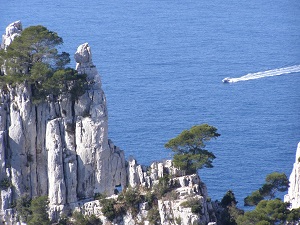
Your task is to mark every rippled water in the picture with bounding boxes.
[1,0,300,206]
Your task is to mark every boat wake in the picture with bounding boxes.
[222,65,300,83]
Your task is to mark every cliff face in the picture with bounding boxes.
[0,21,126,222]
[74,159,217,225]
[285,142,300,209]
[0,21,218,225]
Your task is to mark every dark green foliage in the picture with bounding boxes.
[27,196,50,225]
[153,176,172,199]
[244,172,289,206]
[32,68,88,102]
[117,187,142,215]
[244,190,264,206]
[165,124,220,174]
[236,199,300,225]
[85,214,102,225]
[57,216,69,225]
[100,198,117,222]
[0,178,12,190]
[175,217,182,225]
[94,192,107,200]
[236,172,298,225]
[71,212,88,225]
[180,198,202,214]
[0,25,87,101]
[71,211,102,225]
[16,195,31,222]
[147,207,161,225]
[220,191,243,225]
[1,25,64,75]
[58,213,102,225]
[221,190,238,208]
[263,172,289,198]
[144,191,156,207]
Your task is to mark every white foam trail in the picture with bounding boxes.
[224,65,300,83]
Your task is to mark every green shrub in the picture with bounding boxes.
[0,178,12,190]
[94,192,107,200]
[27,196,50,225]
[175,217,182,225]
[180,198,202,214]
[221,190,237,207]
[116,187,142,216]
[16,195,31,222]
[123,187,142,210]
[147,207,161,225]
[153,176,171,199]
[71,211,102,225]
[100,198,117,222]
[144,191,156,207]
[86,214,102,225]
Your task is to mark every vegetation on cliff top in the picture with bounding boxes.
[165,124,220,174]
[0,25,88,102]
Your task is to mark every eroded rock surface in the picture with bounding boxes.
[285,142,300,209]
[1,20,22,49]
[0,23,126,222]
[0,22,217,225]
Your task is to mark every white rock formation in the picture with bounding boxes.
[0,21,127,223]
[75,160,217,225]
[1,21,22,49]
[0,22,218,225]
[285,142,300,209]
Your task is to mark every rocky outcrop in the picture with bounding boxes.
[0,23,127,222]
[0,21,218,225]
[1,21,22,50]
[285,142,300,209]
[73,160,217,225]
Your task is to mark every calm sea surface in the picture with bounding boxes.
[1,0,300,206]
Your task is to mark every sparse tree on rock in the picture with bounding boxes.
[165,124,220,174]
[0,25,69,76]
[244,172,289,206]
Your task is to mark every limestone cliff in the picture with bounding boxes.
[72,159,217,225]
[285,142,300,209]
[0,21,126,223]
[0,21,218,225]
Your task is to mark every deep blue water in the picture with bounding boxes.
[1,0,300,206]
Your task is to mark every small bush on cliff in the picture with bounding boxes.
[16,194,31,222]
[147,207,161,225]
[180,198,202,214]
[71,211,102,225]
[165,124,220,175]
[100,198,117,222]
[0,178,12,190]
[27,196,50,225]
[118,187,142,215]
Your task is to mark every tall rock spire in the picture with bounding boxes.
[0,22,126,222]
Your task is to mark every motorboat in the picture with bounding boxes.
[222,77,231,83]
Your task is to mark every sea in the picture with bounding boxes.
[1,0,300,207]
